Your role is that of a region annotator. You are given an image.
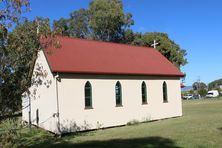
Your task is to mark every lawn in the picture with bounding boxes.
[1,98,222,148]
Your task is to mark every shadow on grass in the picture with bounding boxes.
[217,127,222,131]
[25,136,180,148]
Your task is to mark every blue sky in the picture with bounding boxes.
[24,0,222,86]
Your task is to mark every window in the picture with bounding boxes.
[163,81,168,103]
[85,81,92,108]
[141,81,147,104]
[36,109,39,125]
[115,81,122,106]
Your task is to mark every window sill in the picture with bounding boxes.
[163,101,168,103]
[142,102,148,105]
[85,107,93,110]
[115,104,123,107]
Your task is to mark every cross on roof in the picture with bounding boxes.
[151,40,159,49]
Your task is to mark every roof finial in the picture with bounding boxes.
[151,40,159,49]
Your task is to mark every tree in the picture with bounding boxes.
[53,18,70,36]
[0,0,30,27]
[53,0,134,42]
[192,82,207,91]
[198,89,207,97]
[208,79,222,90]
[0,0,30,115]
[192,82,207,97]
[0,18,53,116]
[89,0,133,42]
[130,32,187,68]
[69,8,91,38]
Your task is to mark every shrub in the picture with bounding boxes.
[0,118,22,147]
[127,120,139,126]
[198,89,207,97]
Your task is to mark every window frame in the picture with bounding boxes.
[36,109,39,125]
[115,81,122,107]
[141,81,148,104]
[163,81,168,103]
[85,81,93,109]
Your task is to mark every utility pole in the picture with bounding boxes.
[197,76,201,90]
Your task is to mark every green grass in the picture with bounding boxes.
[1,98,222,147]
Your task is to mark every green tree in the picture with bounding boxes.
[198,89,207,97]
[53,9,91,38]
[0,0,30,115]
[208,78,222,90]
[0,18,53,116]
[89,0,133,42]
[192,82,207,91]
[53,18,70,36]
[131,32,187,68]
[69,8,91,38]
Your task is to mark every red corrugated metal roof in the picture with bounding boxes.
[43,36,184,77]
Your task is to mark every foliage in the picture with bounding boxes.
[53,0,133,42]
[69,8,91,38]
[208,78,222,90]
[0,0,30,116]
[126,119,139,126]
[0,118,22,147]
[0,0,30,27]
[189,90,194,94]
[53,0,187,68]
[192,82,207,91]
[129,32,187,68]
[89,0,133,42]
[198,89,207,97]
[53,18,70,36]
[0,18,53,116]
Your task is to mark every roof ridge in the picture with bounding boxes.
[59,35,155,50]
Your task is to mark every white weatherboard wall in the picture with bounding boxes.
[57,74,182,133]
[22,50,182,134]
[22,50,60,134]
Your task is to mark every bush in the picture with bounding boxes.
[198,89,207,97]
[0,118,22,147]
[127,120,139,126]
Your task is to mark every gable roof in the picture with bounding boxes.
[43,36,184,77]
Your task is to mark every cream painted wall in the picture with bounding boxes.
[22,50,182,134]
[22,50,60,134]
[58,74,182,133]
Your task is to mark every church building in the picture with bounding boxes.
[22,36,184,134]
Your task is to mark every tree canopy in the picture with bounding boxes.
[192,82,207,91]
[208,79,222,90]
[53,0,187,68]
[129,32,187,67]
[0,17,53,115]
[53,0,133,42]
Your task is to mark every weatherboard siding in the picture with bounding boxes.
[57,74,182,133]
[22,50,60,134]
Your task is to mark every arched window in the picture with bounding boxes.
[115,81,122,106]
[142,81,147,104]
[36,109,39,125]
[163,81,168,103]
[85,81,92,108]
